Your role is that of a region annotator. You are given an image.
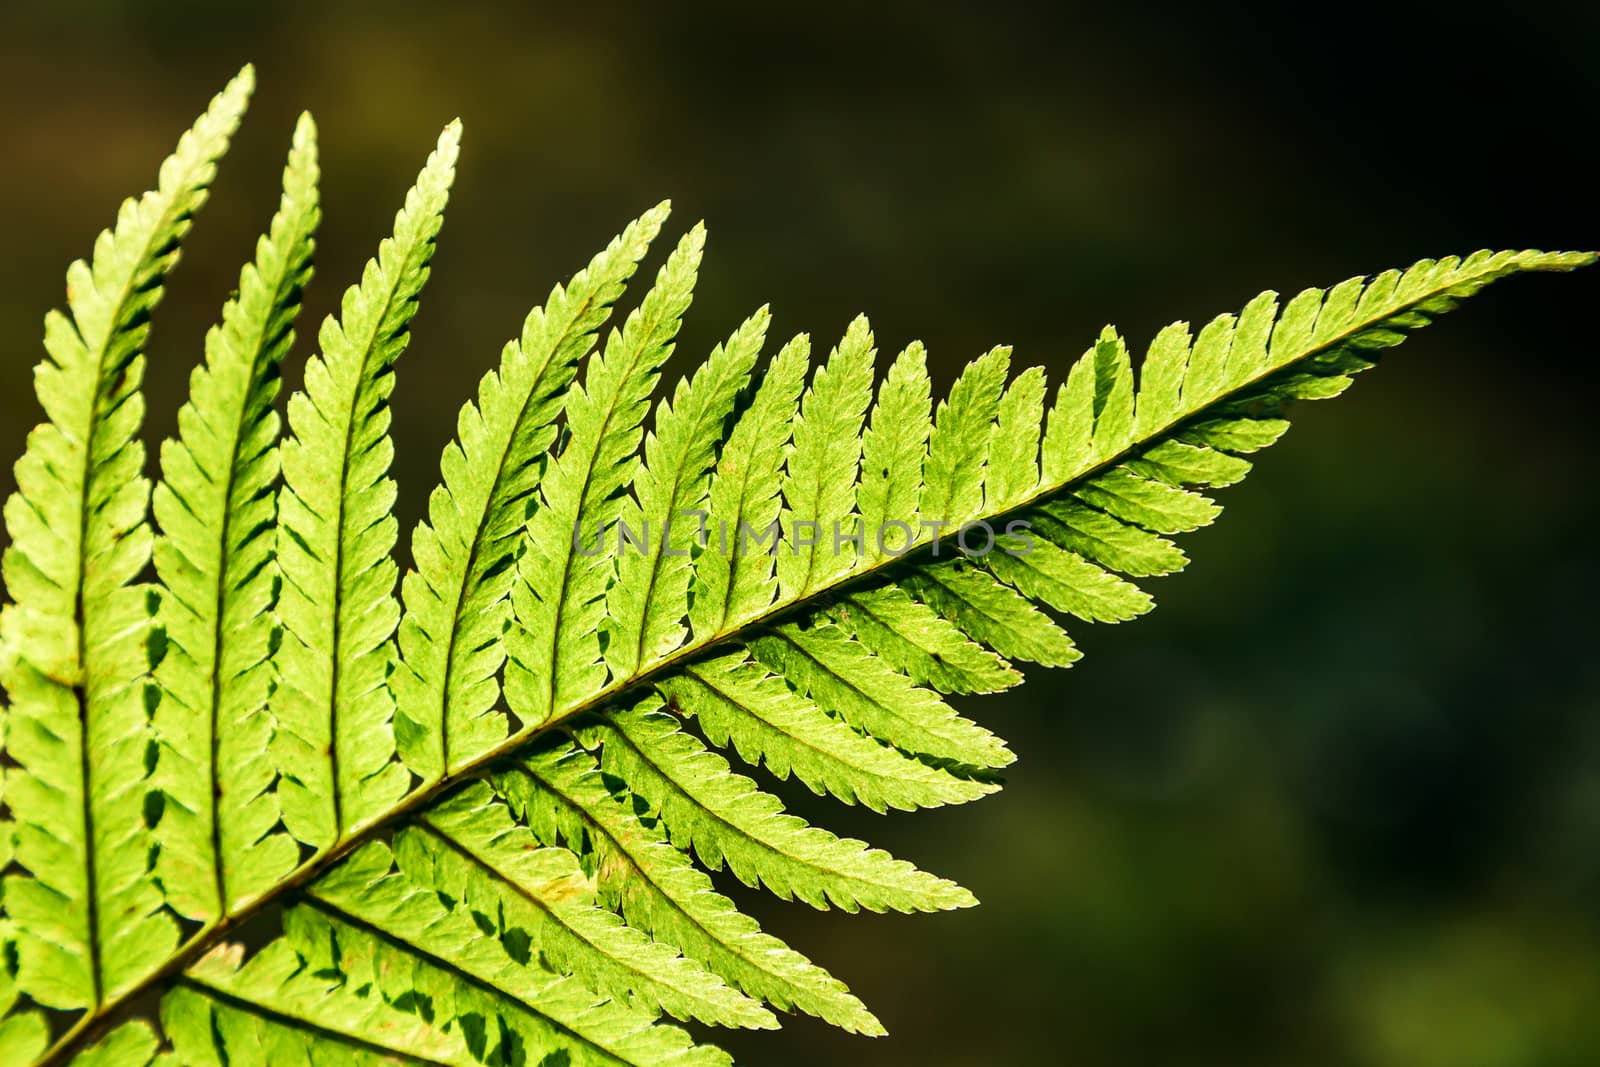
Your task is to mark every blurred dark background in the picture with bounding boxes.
[3,2,1598,1064]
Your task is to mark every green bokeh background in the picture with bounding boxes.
[2,3,1598,1063]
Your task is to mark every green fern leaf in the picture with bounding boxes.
[856,342,932,561]
[410,788,774,1029]
[922,344,1010,526]
[0,66,251,1010]
[604,308,768,679]
[776,316,875,597]
[687,334,810,639]
[152,112,321,921]
[274,122,459,846]
[1,69,1592,1067]
[825,584,1021,694]
[504,743,885,1035]
[507,227,704,725]
[578,700,979,913]
[397,204,670,780]
[657,650,995,811]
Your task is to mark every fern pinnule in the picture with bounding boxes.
[45,1019,162,1067]
[921,343,1010,526]
[856,341,932,563]
[987,365,1049,510]
[658,650,997,812]
[504,743,886,1035]
[687,333,811,640]
[578,701,980,913]
[750,620,1014,769]
[0,66,251,1017]
[273,120,460,849]
[776,315,876,598]
[898,558,1084,668]
[507,225,705,726]
[0,655,50,1061]
[410,787,774,1029]
[152,111,321,923]
[604,306,770,680]
[397,202,671,782]
[826,583,1023,694]
[986,530,1155,623]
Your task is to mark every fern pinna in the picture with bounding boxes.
[0,68,1589,1066]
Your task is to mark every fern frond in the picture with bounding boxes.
[2,70,1592,1067]
[0,67,252,1010]
[274,122,459,847]
[397,204,671,781]
[486,247,1589,1053]
[393,245,1588,1062]
[151,112,321,922]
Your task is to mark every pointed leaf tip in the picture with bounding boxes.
[211,64,255,119]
